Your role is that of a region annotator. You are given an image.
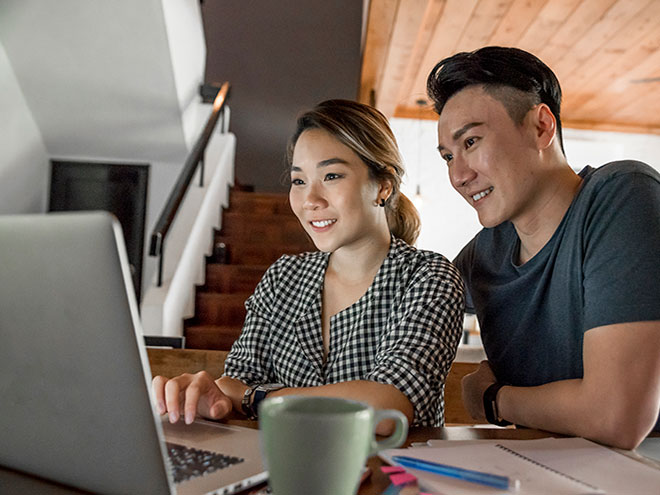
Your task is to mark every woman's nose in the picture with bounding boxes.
[303,183,326,210]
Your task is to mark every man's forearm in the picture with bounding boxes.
[497,378,657,449]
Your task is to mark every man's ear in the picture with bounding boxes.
[531,103,557,150]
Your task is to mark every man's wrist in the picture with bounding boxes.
[483,382,512,426]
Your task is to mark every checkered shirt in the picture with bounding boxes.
[223,236,465,426]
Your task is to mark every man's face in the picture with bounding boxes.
[436,86,541,229]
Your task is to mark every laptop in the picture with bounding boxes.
[0,211,267,494]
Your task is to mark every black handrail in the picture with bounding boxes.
[149,81,231,286]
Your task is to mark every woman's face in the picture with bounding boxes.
[289,129,388,253]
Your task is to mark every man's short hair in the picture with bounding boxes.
[426,46,564,153]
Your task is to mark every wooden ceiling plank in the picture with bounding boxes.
[561,5,660,112]
[515,0,582,55]
[400,0,479,110]
[359,0,400,104]
[607,96,660,133]
[562,119,660,135]
[394,0,447,109]
[536,0,619,69]
[487,0,548,47]
[550,0,652,80]
[376,0,432,116]
[568,47,660,123]
[454,0,516,53]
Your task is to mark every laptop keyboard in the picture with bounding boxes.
[166,442,244,483]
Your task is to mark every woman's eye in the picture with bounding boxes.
[291,178,305,186]
[324,173,343,181]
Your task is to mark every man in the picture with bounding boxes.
[427,46,660,449]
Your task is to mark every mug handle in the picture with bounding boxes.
[369,409,409,456]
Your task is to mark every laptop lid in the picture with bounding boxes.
[0,212,265,494]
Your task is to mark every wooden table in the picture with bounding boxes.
[1,424,657,494]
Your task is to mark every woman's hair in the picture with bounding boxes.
[287,99,421,245]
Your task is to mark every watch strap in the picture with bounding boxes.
[483,382,512,426]
[250,383,285,419]
[241,384,259,419]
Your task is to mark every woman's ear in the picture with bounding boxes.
[531,103,557,150]
[378,179,394,203]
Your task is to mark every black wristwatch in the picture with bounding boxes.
[244,383,285,420]
[483,382,512,426]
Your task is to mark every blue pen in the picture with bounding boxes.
[391,455,521,491]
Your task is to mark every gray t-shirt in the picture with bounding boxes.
[455,160,660,427]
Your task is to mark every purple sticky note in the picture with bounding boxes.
[390,472,417,486]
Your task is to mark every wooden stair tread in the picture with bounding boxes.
[203,264,268,294]
[186,188,314,350]
[228,191,293,215]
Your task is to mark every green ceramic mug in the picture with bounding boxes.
[259,396,408,495]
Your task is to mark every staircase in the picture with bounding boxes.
[184,189,316,350]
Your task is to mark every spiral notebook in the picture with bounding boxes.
[382,437,660,494]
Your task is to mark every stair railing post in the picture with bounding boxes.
[157,238,165,287]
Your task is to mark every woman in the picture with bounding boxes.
[153,100,464,431]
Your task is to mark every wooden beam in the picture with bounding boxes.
[360,0,400,105]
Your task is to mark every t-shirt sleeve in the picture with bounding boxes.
[583,170,660,330]
[222,262,279,384]
[365,256,465,426]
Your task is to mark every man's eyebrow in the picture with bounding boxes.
[437,122,484,152]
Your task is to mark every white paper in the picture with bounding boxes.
[382,437,660,495]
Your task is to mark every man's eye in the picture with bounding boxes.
[465,137,477,149]
[441,153,453,164]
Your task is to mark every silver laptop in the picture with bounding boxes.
[0,211,266,494]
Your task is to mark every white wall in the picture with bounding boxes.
[0,42,48,214]
[161,0,207,149]
[391,118,660,261]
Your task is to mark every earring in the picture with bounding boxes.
[379,198,386,208]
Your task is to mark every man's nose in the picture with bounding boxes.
[449,157,476,189]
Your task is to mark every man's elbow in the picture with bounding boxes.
[589,404,657,450]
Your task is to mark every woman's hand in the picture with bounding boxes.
[152,371,233,424]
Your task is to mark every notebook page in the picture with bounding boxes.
[381,444,597,495]
[424,437,660,495]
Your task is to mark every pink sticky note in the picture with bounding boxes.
[381,466,406,474]
[390,472,417,486]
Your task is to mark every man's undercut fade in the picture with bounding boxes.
[427,46,564,153]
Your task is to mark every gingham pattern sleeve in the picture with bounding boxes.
[365,252,465,426]
[222,259,280,385]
